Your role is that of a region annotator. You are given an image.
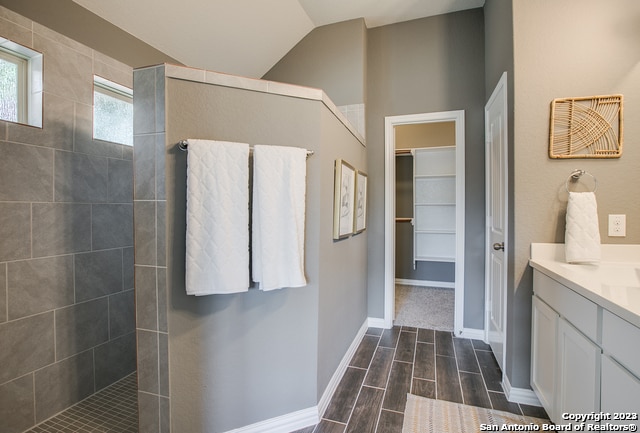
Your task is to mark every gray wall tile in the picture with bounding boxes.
[0,141,54,202]
[75,249,123,302]
[94,332,136,391]
[157,267,167,333]
[157,201,166,267]
[0,263,6,323]
[7,255,74,319]
[0,374,35,433]
[0,312,55,384]
[34,350,94,423]
[137,330,159,394]
[92,204,133,250]
[133,68,157,135]
[123,247,134,290]
[155,67,165,133]
[123,144,133,160]
[135,266,157,331]
[160,396,170,433]
[0,203,31,261]
[138,391,160,433]
[156,134,166,200]
[134,134,156,200]
[33,33,93,105]
[108,158,133,203]
[55,298,109,360]
[109,289,135,338]
[7,93,74,151]
[134,201,156,265]
[54,150,109,203]
[32,203,91,256]
[0,14,32,48]
[159,332,169,397]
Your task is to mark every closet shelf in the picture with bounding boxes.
[415,255,455,263]
[415,174,455,179]
[415,229,455,234]
[415,202,455,206]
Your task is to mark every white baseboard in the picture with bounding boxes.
[317,319,369,417]
[457,328,485,340]
[367,317,389,329]
[395,278,455,289]
[503,374,542,407]
[223,406,318,433]
[224,319,370,433]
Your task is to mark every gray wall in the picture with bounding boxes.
[133,65,367,432]
[263,19,367,106]
[0,0,179,68]
[0,7,135,433]
[366,10,486,329]
[506,0,640,389]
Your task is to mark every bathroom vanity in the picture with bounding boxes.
[529,243,640,425]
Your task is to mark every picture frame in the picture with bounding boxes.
[354,170,367,234]
[333,159,356,239]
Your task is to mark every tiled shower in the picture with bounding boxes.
[0,8,136,433]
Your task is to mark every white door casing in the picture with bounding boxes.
[485,72,508,372]
[384,110,465,335]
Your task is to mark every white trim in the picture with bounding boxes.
[223,407,318,433]
[395,278,454,289]
[384,111,466,336]
[458,328,485,340]
[367,317,388,329]
[317,319,369,416]
[223,319,370,433]
[502,374,542,407]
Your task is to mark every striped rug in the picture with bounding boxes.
[402,394,549,433]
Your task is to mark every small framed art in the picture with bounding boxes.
[333,159,355,239]
[354,170,367,234]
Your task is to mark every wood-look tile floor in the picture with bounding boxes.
[293,326,548,433]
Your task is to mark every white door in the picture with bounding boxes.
[485,72,508,372]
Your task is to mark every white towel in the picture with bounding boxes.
[252,145,307,291]
[565,191,601,264]
[185,139,250,295]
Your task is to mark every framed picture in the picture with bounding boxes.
[354,170,367,233]
[333,159,356,239]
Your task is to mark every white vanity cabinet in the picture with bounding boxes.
[531,269,640,426]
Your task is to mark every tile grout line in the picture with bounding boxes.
[372,328,401,433]
[451,332,465,406]
[472,345,497,411]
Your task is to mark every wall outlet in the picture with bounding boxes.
[608,214,626,237]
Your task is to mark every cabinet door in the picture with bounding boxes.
[601,355,640,426]
[557,318,600,417]
[531,295,558,420]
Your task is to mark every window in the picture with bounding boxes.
[0,38,42,127]
[93,76,133,146]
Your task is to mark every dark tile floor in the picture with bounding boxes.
[293,326,548,433]
[25,373,138,433]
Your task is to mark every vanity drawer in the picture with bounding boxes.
[602,310,640,378]
[533,271,598,341]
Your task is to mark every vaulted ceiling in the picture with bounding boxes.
[71,0,484,78]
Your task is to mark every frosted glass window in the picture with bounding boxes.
[0,55,20,122]
[93,76,133,146]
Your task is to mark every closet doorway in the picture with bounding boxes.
[384,111,465,335]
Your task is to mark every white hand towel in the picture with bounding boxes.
[252,145,307,291]
[565,191,601,264]
[185,139,250,295]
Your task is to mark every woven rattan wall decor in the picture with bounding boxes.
[549,94,623,159]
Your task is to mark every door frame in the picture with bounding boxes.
[484,72,509,369]
[384,110,465,335]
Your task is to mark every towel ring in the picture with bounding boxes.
[565,169,597,193]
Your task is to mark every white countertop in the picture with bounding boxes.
[529,243,640,328]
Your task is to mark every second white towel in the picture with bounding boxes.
[565,191,601,264]
[252,145,307,291]
[185,139,250,295]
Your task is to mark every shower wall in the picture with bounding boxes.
[133,64,367,433]
[0,8,135,433]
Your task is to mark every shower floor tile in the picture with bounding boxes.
[25,373,138,433]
